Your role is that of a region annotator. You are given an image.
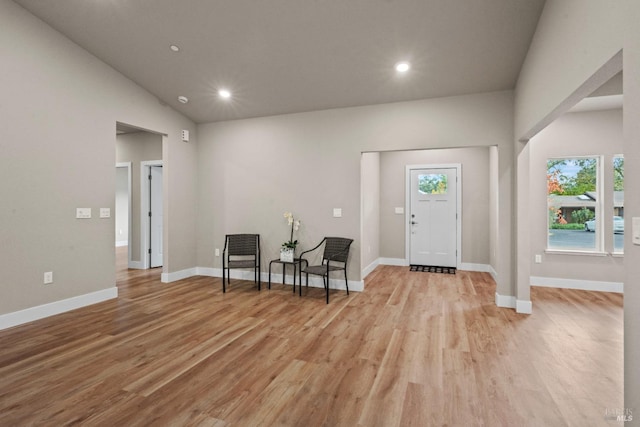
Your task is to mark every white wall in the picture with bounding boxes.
[529,109,624,283]
[515,0,624,141]
[115,166,129,246]
[489,146,499,275]
[197,91,514,291]
[361,152,380,275]
[0,0,197,318]
[623,0,640,415]
[378,147,490,266]
[514,0,640,413]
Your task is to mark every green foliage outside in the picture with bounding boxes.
[614,157,624,191]
[571,207,595,224]
[549,223,585,230]
[547,158,597,196]
[419,174,447,194]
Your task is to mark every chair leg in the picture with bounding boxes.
[324,275,329,304]
[344,269,349,295]
[222,266,227,293]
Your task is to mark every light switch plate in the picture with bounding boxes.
[76,208,91,219]
[394,207,404,214]
[333,208,342,218]
[100,208,111,218]
[633,217,640,245]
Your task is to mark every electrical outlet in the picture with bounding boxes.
[44,271,53,284]
[76,208,91,219]
[215,248,220,257]
[535,254,542,264]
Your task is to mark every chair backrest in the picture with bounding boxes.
[322,237,353,263]
[225,234,260,257]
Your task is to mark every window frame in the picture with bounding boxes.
[546,155,603,254]
[612,154,624,254]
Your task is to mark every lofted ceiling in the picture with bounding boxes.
[14,0,546,124]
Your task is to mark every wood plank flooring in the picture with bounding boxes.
[0,250,623,426]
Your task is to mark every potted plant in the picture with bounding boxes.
[281,212,300,262]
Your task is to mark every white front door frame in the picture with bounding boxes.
[405,163,462,268]
[141,160,163,269]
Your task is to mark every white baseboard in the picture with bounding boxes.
[161,268,198,283]
[115,241,128,247]
[495,292,516,309]
[128,260,144,269]
[516,299,532,314]
[488,265,497,282]
[196,267,364,292]
[379,257,408,266]
[458,263,493,273]
[0,287,118,331]
[530,276,623,293]
[361,259,380,279]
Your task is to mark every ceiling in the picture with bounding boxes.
[14,0,546,124]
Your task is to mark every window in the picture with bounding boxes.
[547,157,600,251]
[613,156,624,253]
[418,174,447,194]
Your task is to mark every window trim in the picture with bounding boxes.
[546,155,603,253]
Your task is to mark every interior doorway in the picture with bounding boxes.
[115,122,164,272]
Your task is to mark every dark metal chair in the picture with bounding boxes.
[222,234,261,292]
[299,237,353,303]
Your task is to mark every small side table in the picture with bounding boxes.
[268,258,303,294]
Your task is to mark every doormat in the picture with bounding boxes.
[410,265,456,274]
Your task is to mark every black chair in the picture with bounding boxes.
[299,237,353,303]
[222,234,261,292]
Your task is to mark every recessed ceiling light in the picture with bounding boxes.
[218,89,231,99]
[170,45,180,52]
[178,96,188,104]
[395,61,410,73]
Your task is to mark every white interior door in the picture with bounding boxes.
[409,167,457,267]
[150,165,163,268]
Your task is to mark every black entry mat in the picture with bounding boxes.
[410,265,456,274]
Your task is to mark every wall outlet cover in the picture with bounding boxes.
[76,208,91,219]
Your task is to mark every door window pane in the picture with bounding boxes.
[418,174,447,194]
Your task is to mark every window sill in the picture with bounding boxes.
[612,252,624,258]
[544,249,608,257]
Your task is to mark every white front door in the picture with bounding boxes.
[150,165,163,268]
[409,167,458,267]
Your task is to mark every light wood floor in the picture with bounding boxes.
[0,249,623,426]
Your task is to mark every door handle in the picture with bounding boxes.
[411,221,418,225]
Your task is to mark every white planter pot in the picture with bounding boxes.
[280,247,294,262]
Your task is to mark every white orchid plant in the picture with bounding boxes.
[282,212,301,249]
